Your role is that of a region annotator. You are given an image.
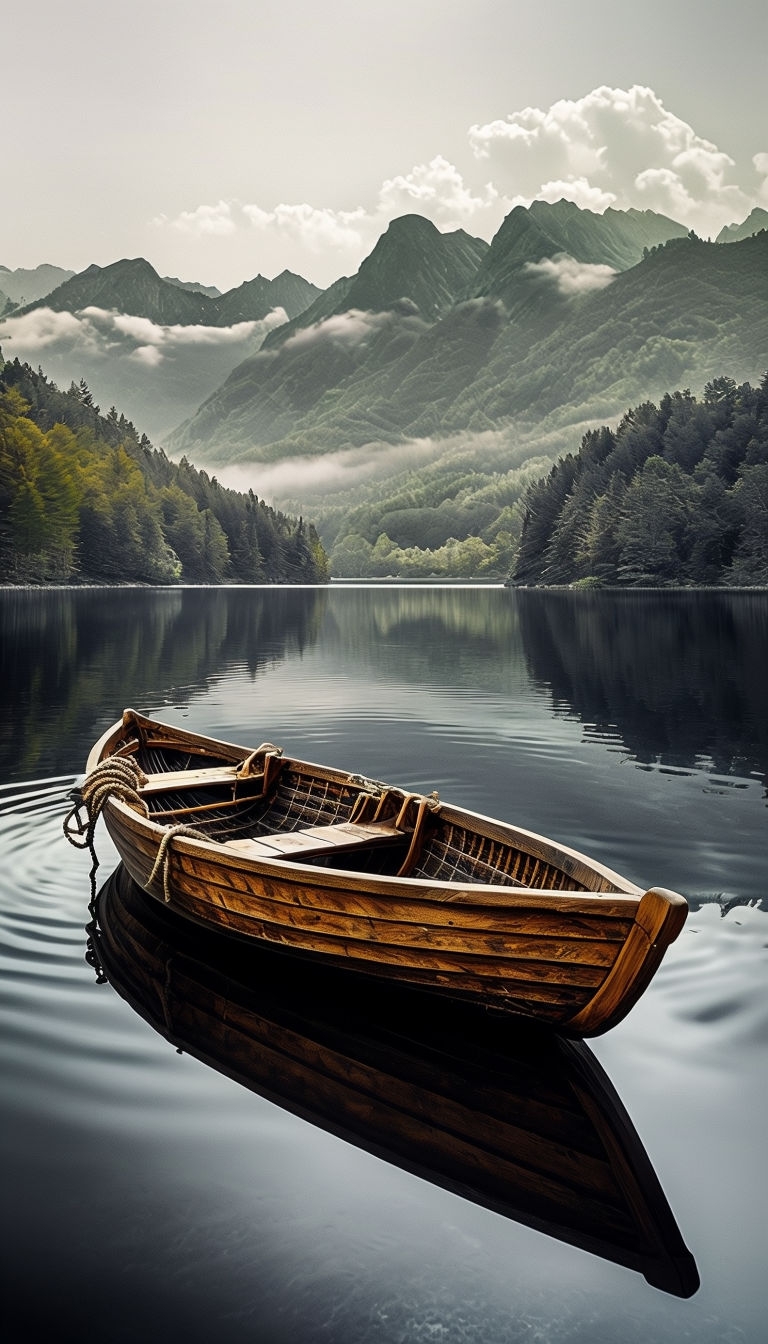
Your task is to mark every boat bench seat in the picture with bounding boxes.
[224,819,405,862]
[140,765,264,796]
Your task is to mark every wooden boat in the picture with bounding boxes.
[90,863,699,1297]
[67,708,689,1037]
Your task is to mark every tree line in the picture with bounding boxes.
[0,359,329,585]
[511,375,768,587]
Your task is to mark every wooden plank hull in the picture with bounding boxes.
[91,863,699,1298]
[78,710,689,1036]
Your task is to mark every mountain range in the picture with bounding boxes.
[0,261,227,314]
[2,200,766,577]
[0,260,321,438]
[11,257,320,326]
[167,202,767,472]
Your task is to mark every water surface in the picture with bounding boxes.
[1,586,766,1342]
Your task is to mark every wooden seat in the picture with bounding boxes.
[224,818,404,862]
[140,765,251,795]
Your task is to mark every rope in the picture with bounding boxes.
[64,756,148,843]
[64,756,150,897]
[63,753,209,906]
[144,822,209,903]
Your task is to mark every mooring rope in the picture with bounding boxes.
[63,755,206,906]
[64,755,147,846]
[63,756,149,896]
[143,821,209,903]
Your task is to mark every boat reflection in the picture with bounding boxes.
[92,864,699,1299]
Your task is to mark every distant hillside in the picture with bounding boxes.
[511,375,768,588]
[16,257,321,326]
[0,263,75,306]
[0,358,329,586]
[716,207,768,243]
[261,215,488,353]
[163,275,222,297]
[338,215,488,319]
[0,259,323,440]
[161,207,768,580]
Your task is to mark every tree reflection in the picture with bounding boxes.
[0,587,327,779]
[517,590,768,793]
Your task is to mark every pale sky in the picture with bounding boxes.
[4,0,768,290]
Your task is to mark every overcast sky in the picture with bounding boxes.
[4,0,767,290]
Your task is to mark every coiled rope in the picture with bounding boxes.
[63,755,207,906]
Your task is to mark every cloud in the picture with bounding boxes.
[212,436,446,504]
[522,254,617,296]
[131,344,164,367]
[154,200,237,237]
[754,152,768,206]
[377,155,498,229]
[469,85,755,236]
[0,306,96,352]
[282,307,415,352]
[536,177,616,213]
[0,305,283,365]
[244,202,368,252]
[155,163,501,280]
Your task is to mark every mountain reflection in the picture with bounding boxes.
[321,586,525,692]
[0,587,326,778]
[92,864,699,1299]
[516,591,768,792]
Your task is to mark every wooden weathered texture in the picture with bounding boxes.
[84,710,689,1037]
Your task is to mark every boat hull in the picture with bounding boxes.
[82,711,689,1036]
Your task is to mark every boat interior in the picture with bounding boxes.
[116,728,602,893]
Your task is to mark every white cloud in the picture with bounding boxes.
[0,306,95,351]
[377,155,498,229]
[537,177,616,212]
[0,305,282,365]
[213,436,446,504]
[244,202,368,252]
[155,200,236,237]
[131,343,164,366]
[523,254,617,296]
[468,85,755,236]
[154,161,501,281]
[283,308,403,352]
[754,152,768,206]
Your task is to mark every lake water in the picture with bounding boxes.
[1,585,766,1343]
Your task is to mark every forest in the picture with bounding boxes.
[0,359,329,585]
[511,375,768,587]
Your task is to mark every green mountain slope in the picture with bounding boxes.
[173,229,768,469]
[0,260,323,440]
[339,214,488,319]
[467,200,686,307]
[260,215,488,353]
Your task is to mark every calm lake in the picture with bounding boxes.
[1,585,766,1343]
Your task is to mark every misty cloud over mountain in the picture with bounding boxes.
[0,259,321,438]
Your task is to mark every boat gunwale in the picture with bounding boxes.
[89,714,644,901]
[105,792,651,910]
